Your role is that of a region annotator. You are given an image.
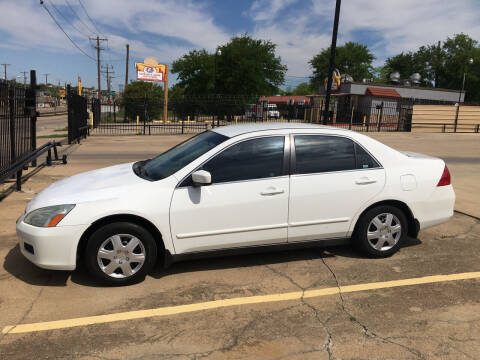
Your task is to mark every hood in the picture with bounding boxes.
[27,162,146,212]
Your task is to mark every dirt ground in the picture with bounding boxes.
[0,131,479,360]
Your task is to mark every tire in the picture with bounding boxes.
[354,205,408,258]
[85,222,158,285]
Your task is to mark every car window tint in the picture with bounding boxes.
[201,136,285,184]
[143,131,228,181]
[355,143,380,169]
[294,135,355,174]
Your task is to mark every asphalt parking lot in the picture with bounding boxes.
[0,132,479,360]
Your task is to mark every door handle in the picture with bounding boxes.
[355,177,377,185]
[261,187,285,196]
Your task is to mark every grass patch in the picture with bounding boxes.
[54,127,68,132]
[38,133,67,139]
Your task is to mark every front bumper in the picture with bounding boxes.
[16,217,87,271]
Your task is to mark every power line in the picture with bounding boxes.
[41,1,96,61]
[46,0,92,38]
[64,0,97,35]
[78,0,102,35]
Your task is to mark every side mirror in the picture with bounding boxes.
[191,170,212,187]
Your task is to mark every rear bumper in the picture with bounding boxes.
[414,185,455,230]
[16,218,86,271]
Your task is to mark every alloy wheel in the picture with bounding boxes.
[366,213,402,251]
[97,234,146,278]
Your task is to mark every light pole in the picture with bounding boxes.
[323,0,341,125]
[214,48,221,127]
[454,58,473,132]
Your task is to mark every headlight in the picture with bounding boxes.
[23,204,75,227]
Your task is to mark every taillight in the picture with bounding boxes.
[437,165,451,186]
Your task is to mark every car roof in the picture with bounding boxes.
[211,122,345,138]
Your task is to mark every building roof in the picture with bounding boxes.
[259,95,311,104]
[350,81,461,93]
[365,87,402,98]
[211,122,342,138]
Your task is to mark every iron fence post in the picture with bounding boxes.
[143,98,147,135]
[67,85,73,144]
[9,85,16,166]
[454,104,460,133]
[47,148,52,166]
[29,70,37,166]
[377,102,384,132]
[16,169,22,191]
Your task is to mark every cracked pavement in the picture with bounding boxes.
[1,133,480,359]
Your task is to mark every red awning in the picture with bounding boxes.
[365,87,402,98]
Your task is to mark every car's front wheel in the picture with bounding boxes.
[85,222,157,285]
[354,206,408,258]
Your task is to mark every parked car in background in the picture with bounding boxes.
[16,123,455,285]
[266,103,280,119]
[245,103,280,119]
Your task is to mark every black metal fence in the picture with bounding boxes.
[67,86,89,144]
[0,73,37,181]
[89,95,414,135]
[307,98,417,132]
[85,94,476,136]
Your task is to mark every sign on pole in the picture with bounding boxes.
[135,57,168,122]
[136,60,166,82]
[78,75,83,96]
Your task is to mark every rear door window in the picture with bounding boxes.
[294,135,356,174]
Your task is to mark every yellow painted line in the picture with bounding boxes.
[3,271,480,335]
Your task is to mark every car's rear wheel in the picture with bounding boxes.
[354,205,408,258]
[85,222,157,285]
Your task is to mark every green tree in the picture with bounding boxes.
[380,34,480,101]
[292,82,313,95]
[437,34,480,101]
[121,81,164,121]
[171,35,287,96]
[171,49,214,96]
[380,44,451,87]
[216,35,287,95]
[310,42,375,90]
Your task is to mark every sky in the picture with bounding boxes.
[1,0,480,91]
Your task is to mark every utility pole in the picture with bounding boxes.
[101,64,115,120]
[101,64,114,95]
[323,0,341,125]
[1,64,10,80]
[20,71,28,85]
[90,36,108,99]
[43,73,49,85]
[125,44,129,92]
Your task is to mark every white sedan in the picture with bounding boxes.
[16,124,455,284]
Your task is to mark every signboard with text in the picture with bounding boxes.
[135,62,166,82]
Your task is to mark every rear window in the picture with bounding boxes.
[355,143,380,169]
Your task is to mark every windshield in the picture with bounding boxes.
[136,131,228,181]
